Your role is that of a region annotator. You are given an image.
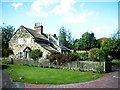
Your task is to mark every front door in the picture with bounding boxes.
[25,51,30,59]
[23,47,31,60]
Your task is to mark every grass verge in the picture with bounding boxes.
[3,64,103,84]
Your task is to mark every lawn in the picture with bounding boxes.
[3,64,103,84]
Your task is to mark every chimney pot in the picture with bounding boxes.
[34,23,43,34]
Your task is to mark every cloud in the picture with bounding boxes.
[26,0,97,23]
[90,26,114,38]
[63,14,86,24]
[53,0,76,15]
[80,2,85,8]
[87,10,94,16]
[11,3,23,9]
[26,0,59,18]
[53,0,96,24]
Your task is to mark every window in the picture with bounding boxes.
[26,38,31,44]
[18,38,23,45]
[18,52,23,58]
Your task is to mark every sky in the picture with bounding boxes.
[1,0,119,39]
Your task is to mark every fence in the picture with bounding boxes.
[12,59,106,72]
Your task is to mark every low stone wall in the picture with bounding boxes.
[12,59,105,72]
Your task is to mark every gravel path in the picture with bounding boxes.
[25,71,119,88]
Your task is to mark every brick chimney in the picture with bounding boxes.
[34,23,43,35]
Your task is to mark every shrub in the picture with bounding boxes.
[48,54,77,65]
[62,54,77,63]
[30,49,43,61]
[2,48,14,57]
[96,66,104,73]
[2,60,12,64]
[73,52,88,61]
[88,48,106,62]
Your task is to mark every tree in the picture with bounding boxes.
[0,23,15,57]
[1,23,15,48]
[74,32,97,50]
[112,29,120,40]
[100,29,120,59]
[30,49,43,61]
[58,26,74,49]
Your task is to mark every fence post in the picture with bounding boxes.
[104,61,105,72]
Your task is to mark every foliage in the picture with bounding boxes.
[3,64,103,84]
[88,48,107,62]
[58,26,74,49]
[99,37,110,47]
[112,59,120,66]
[48,54,57,62]
[30,49,43,61]
[1,23,15,48]
[2,48,14,57]
[0,23,15,57]
[74,32,97,50]
[2,60,12,64]
[73,52,88,61]
[96,66,104,73]
[101,39,120,59]
[61,54,77,62]
[112,29,120,40]
[48,54,77,64]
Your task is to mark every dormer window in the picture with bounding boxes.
[18,38,23,45]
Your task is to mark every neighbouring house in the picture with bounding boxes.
[9,23,70,60]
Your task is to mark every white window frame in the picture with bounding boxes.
[26,38,31,44]
[18,38,23,45]
[18,52,23,59]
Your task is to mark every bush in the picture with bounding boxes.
[61,54,77,63]
[88,48,107,62]
[30,49,43,61]
[48,54,77,65]
[2,60,12,64]
[2,48,13,57]
[73,52,88,61]
[96,66,104,73]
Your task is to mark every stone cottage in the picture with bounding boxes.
[9,23,70,59]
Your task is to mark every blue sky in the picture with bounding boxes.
[1,0,119,39]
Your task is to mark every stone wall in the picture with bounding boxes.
[12,59,105,72]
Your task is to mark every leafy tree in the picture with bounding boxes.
[74,32,97,50]
[1,23,15,48]
[58,26,74,49]
[99,29,120,59]
[73,39,80,50]
[101,38,120,59]
[30,49,43,61]
[0,23,15,57]
[98,37,110,47]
